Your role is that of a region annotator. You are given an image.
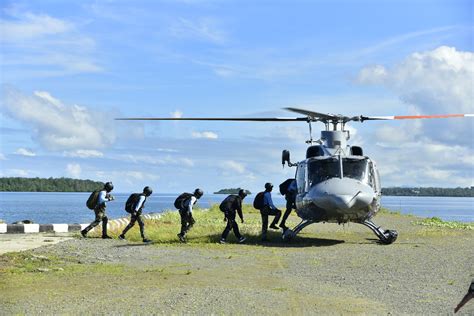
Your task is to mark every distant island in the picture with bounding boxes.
[381,187,473,197]
[0,177,104,192]
[214,188,252,195]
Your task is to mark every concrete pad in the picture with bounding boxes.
[0,233,73,255]
[23,224,40,233]
[52,224,69,233]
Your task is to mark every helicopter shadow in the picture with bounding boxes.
[206,233,345,248]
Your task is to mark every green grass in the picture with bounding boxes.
[415,216,474,230]
[101,204,289,245]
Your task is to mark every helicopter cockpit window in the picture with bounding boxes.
[342,158,369,182]
[308,158,340,185]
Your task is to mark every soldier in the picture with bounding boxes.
[81,182,115,239]
[260,182,282,241]
[219,189,247,244]
[279,179,297,231]
[119,186,153,243]
[176,188,203,243]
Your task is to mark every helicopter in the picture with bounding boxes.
[117,107,473,244]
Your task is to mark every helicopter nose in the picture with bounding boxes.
[310,178,374,211]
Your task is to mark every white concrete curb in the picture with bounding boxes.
[0,212,162,234]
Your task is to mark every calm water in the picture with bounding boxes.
[0,192,472,224]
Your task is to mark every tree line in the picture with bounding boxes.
[0,177,104,192]
[0,178,473,197]
[214,188,252,194]
[381,187,474,197]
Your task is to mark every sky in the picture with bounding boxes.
[0,0,473,193]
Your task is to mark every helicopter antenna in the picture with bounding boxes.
[306,120,314,144]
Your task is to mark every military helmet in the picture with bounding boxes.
[238,189,247,198]
[143,186,153,196]
[264,182,273,190]
[194,188,204,198]
[104,182,114,192]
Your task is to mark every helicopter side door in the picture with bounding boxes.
[296,161,308,194]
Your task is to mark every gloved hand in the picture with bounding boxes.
[107,194,115,201]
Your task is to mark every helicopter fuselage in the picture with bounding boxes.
[294,155,381,224]
[283,128,382,224]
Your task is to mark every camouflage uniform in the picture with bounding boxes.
[82,191,111,238]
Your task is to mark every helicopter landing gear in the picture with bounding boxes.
[282,219,315,241]
[362,219,398,244]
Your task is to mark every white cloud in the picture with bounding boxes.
[33,91,63,108]
[356,46,473,114]
[171,110,183,118]
[66,163,81,178]
[15,148,36,157]
[220,160,246,174]
[64,150,104,158]
[96,170,160,182]
[0,153,6,160]
[356,46,474,145]
[1,11,101,77]
[169,17,227,44]
[191,131,218,139]
[180,158,195,167]
[373,139,473,187]
[0,12,71,41]
[9,169,29,177]
[118,154,195,167]
[1,86,116,151]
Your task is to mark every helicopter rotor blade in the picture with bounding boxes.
[284,107,342,121]
[360,113,474,121]
[115,117,308,122]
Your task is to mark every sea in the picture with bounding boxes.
[0,192,473,224]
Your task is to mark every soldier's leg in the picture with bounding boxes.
[231,220,242,239]
[260,208,269,240]
[280,200,293,229]
[137,214,146,240]
[269,208,282,227]
[81,209,104,236]
[120,214,137,237]
[179,209,188,236]
[187,214,195,232]
[221,218,232,240]
[102,215,111,238]
[226,211,241,239]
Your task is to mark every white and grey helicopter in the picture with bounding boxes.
[117,108,473,244]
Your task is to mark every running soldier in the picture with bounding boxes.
[176,188,203,243]
[81,182,115,239]
[119,186,153,243]
[219,189,247,244]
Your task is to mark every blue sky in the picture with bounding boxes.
[0,0,473,193]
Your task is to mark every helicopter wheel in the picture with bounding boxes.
[381,229,398,244]
[362,219,398,245]
[282,229,295,241]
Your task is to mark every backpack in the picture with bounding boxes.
[174,193,193,209]
[125,193,142,213]
[279,178,295,195]
[253,191,265,209]
[219,195,238,212]
[86,190,100,210]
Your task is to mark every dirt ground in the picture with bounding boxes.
[0,213,473,315]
